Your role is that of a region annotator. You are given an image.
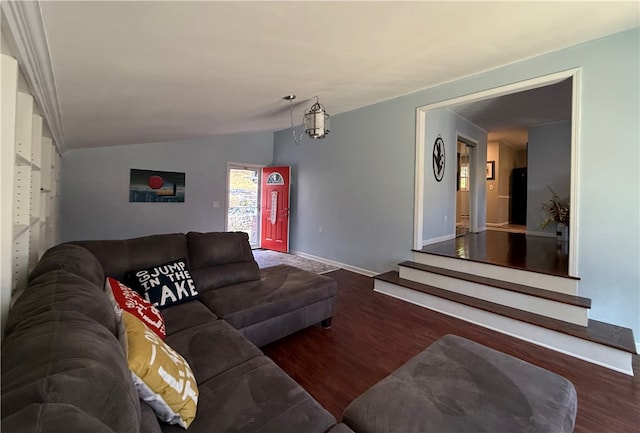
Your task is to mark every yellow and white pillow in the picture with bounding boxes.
[122,311,198,429]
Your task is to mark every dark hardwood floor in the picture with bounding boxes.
[419,230,571,277]
[263,269,639,433]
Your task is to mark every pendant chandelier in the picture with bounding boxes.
[284,95,330,144]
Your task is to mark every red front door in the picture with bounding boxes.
[260,166,290,252]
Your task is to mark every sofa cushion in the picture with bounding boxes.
[199,264,337,330]
[72,233,188,281]
[106,277,166,339]
[187,231,260,291]
[124,259,199,309]
[123,312,199,429]
[1,316,140,433]
[140,400,164,433]
[161,300,218,336]
[1,403,116,433]
[236,296,336,348]
[6,270,118,337]
[164,320,262,385]
[28,243,105,287]
[160,356,336,433]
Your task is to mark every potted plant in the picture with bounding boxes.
[540,187,570,241]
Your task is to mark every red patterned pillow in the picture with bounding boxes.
[105,277,166,339]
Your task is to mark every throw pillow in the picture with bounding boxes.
[122,311,198,429]
[105,277,166,339]
[124,259,199,309]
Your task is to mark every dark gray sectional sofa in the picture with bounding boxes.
[1,230,579,433]
[1,231,345,433]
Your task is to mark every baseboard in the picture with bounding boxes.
[422,233,456,247]
[486,222,509,227]
[290,250,378,277]
[526,230,556,238]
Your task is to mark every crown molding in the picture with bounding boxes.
[2,1,65,153]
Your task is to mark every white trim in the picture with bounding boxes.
[422,233,456,247]
[290,250,378,277]
[455,132,480,233]
[414,69,582,277]
[398,265,588,326]
[413,109,425,249]
[1,1,65,153]
[413,251,578,295]
[373,280,633,375]
[568,69,582,276]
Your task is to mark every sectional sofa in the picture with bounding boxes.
[1,230,578,433]
[1,231,346,432]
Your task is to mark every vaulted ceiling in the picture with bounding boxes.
[4,1,638,151]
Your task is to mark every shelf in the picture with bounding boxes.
[15,153,31,166]
[13,224,29,239]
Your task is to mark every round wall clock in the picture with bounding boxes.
[432,134,445,182]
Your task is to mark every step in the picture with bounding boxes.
[373,271,636,375]
[413,250,579,295]
[399,261,590,326]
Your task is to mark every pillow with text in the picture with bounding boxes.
[124,259,199,309]
[123,311,198,429]
[105,276,166,339]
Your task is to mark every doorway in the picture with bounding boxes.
[414,69,581,276]
[456,139,473,237]
[260,166,291,253]
[226,163,262,248]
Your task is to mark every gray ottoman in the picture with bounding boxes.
[343,335,577,433]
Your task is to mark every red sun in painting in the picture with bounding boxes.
[147,175,164,190]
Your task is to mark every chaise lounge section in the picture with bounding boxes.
[73,231,338,347]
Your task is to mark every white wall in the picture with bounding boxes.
[486,141,499,224]
[273,28,639,341]
[486,140,522,225]
[526,121,571,236]
[60,133,273,241]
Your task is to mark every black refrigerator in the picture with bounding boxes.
[510,167,527,225]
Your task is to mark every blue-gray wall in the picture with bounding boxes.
[273,28,639,340]
[423,109,487,244]
[60,133,273,241]
[527,121,572,235]
[273,98,415,273]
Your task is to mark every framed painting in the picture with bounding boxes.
[129,169,185,202]
[486,161,495,180]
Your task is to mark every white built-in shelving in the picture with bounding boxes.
[1,53,61,296]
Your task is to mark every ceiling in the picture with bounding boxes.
[450,78,573,149]
[17,1,640,150]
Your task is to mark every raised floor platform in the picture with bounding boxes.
[374,231,636,375]
[419,230,570,277]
